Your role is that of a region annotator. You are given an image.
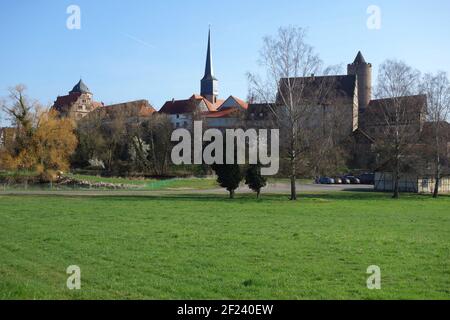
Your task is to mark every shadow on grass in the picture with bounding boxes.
[2,189,449,203]
[99,189,450,203]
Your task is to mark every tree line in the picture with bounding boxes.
[247,26,450,200]
[1,26,450,200]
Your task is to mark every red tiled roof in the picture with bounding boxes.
[202,97,224,112]
[100,100,156,118]
[52,92,82,112]
[204,108,237,118]
[160,94,223,114]
[160,98,200,114]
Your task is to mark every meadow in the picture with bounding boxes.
[0,191,449,300]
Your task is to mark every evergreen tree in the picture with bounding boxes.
[245,164,267,199]
[212,163,243,199]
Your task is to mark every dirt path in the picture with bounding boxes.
[0,183,373,197]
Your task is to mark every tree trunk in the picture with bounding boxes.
[433,131,441,199]
[290,174,297,201]
[256,190,260,199]
[433,157,441,199]
[229,189,235,199]
[393,156,400,199]
[433,174,440,198]
[290,152,297,201]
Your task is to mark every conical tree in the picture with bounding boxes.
[245,164,267,199]
[212,163,243,199]
[211,138,243,199]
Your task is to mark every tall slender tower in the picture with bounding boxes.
[201,29,219,104]
[347,51,372,111]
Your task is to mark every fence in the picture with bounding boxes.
[375,172,450,194]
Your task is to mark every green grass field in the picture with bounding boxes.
[0,192,449,300]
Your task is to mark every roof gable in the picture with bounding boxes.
[218,96,248,111]
[160,97,202,115]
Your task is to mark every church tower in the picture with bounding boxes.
[201,29,219,104]
[347,51,372,111]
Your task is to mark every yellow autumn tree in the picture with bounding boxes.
[31,110,78,180]
[1,85,78,181]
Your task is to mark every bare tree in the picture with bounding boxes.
[0,98,6,127]
[1,85,39,134]
[248,26,342,200]
[142,114,173,176]
[373,60,421,199]
[1,85,44,153]
[73,110,108,168]
[420,72,450,198]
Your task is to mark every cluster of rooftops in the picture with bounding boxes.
[52,30,257,122]
[51,30,427,136]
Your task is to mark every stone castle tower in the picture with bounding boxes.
[52,79,103,121]
[200,29,219,104]
[347,51,372,111]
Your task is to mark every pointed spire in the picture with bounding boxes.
[354,51,367,64]
[203,27,217,80]
[201,27,219,103]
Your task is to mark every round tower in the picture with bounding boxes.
[347,51,372,111]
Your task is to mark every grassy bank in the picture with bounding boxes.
[69,174,219,191]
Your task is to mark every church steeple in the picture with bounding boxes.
[201,28,219,104]
[203,29,215,80]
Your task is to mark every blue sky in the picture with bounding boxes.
[1,0,449,125]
